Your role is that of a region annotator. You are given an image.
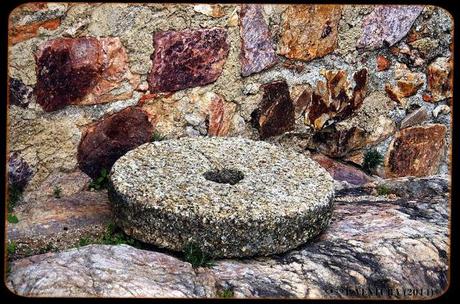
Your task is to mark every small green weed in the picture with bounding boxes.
[7,241,16,256]
[76,223,141,248]
[7,214,19,224]
[151,131,166,142]
[8,185,23,212]
[89,168,109,190]
[38,243,56,254]
[183,242,215,268]
[78,237,92,247]
[363,149,384,174]
[53,185,62,198]
[217,288,234,298]
[376,185,391,196]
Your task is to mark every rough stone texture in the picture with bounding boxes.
[148,28,229,92]
[193,4,225,18]
[8,152,33,189]
[309,92,395,158]
[8,176,448,298]
[376,55,390,71]
[278,5,342,61]
[400,107,428,129]
[35,37,139,112]
[384,63,425,106]
[385,124,447,178]
[311,153,372,186]
[77,107,153,179]
[433,105,450,118]
[109,137,335,258]
[239,4,278,76]
[426,57,452,103]
[357,5,424,50]
[251,81,295,139]
[9,78,33,108]
[8,106,87,189]
[303,69,368,130]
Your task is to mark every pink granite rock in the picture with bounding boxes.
[148,28,229,93]
[239,4,278,76]
[358,5,424,50]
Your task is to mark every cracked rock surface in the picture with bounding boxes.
[108,137,335,258]
[7,176,448,298]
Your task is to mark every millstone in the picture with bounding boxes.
[108,137,335,258]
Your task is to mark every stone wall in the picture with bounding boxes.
[8,3,452,190]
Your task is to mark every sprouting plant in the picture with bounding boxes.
[100,222,140,246]
[78,237,92,247]
[7,241,16,256]
[7,214,19,224]
[376,185,391,196]
[89,168,109,190]
[363,149,384,174]
[151,131,166,142]
[8,185,23,212]
[53,185,62,198]
[217,287,235,298]
[183,242,215,268]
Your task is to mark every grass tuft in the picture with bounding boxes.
[183,242,215,268]
[89,168,109,191]
[363,149,384,174]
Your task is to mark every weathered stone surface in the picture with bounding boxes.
[193,4,225,18]
[357,5,424,50]
[251,81,295,139]
[385,124,447,178]
[7,189,111,260]
[35,37,139,112]
[303,69,368,130]
[376,175,449,199]
[385,63,424,106]
[8,107,87,189]
[311,153,372,185]
[400,107,428,129]
[9,78,33,108]
[148,28,229,93]
[9,18,61,45]
[278,5,342,61]
[77,107,153,179]
[376,55,390,71]
[109,137,335,258]
[239,4,278,76]
[206,93,236,136]
[309,92,395,158]
[8,152,33,189]
[426,57,452,102]
[432,104,450,118]
[8,177,448,298]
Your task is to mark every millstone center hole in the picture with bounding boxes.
[203,168,244,185]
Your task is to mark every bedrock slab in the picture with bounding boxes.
[148,28,229,93]
[7,176,449,298]
[108,137,335,258]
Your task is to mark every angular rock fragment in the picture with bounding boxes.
[8,152,33,189]
[376,55,390,71]
[311,153,372,185]
[206,93,235,136]
[35,37,139,112]
[251,81,295,139]
[357,5,424,50]
[193,4,224,18]
[303,69,368,130]
[239,4,278,76]
[400,107,428,129]
[77,107,153,179]
[385,63,424,105]
[426,57,452,102]
[278,5,342,61]
[385,124,446,177]
[148,28,229,93]
[9,78,33,108]
[309,126,367,158]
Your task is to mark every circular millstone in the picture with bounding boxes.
[108,137,335,258]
